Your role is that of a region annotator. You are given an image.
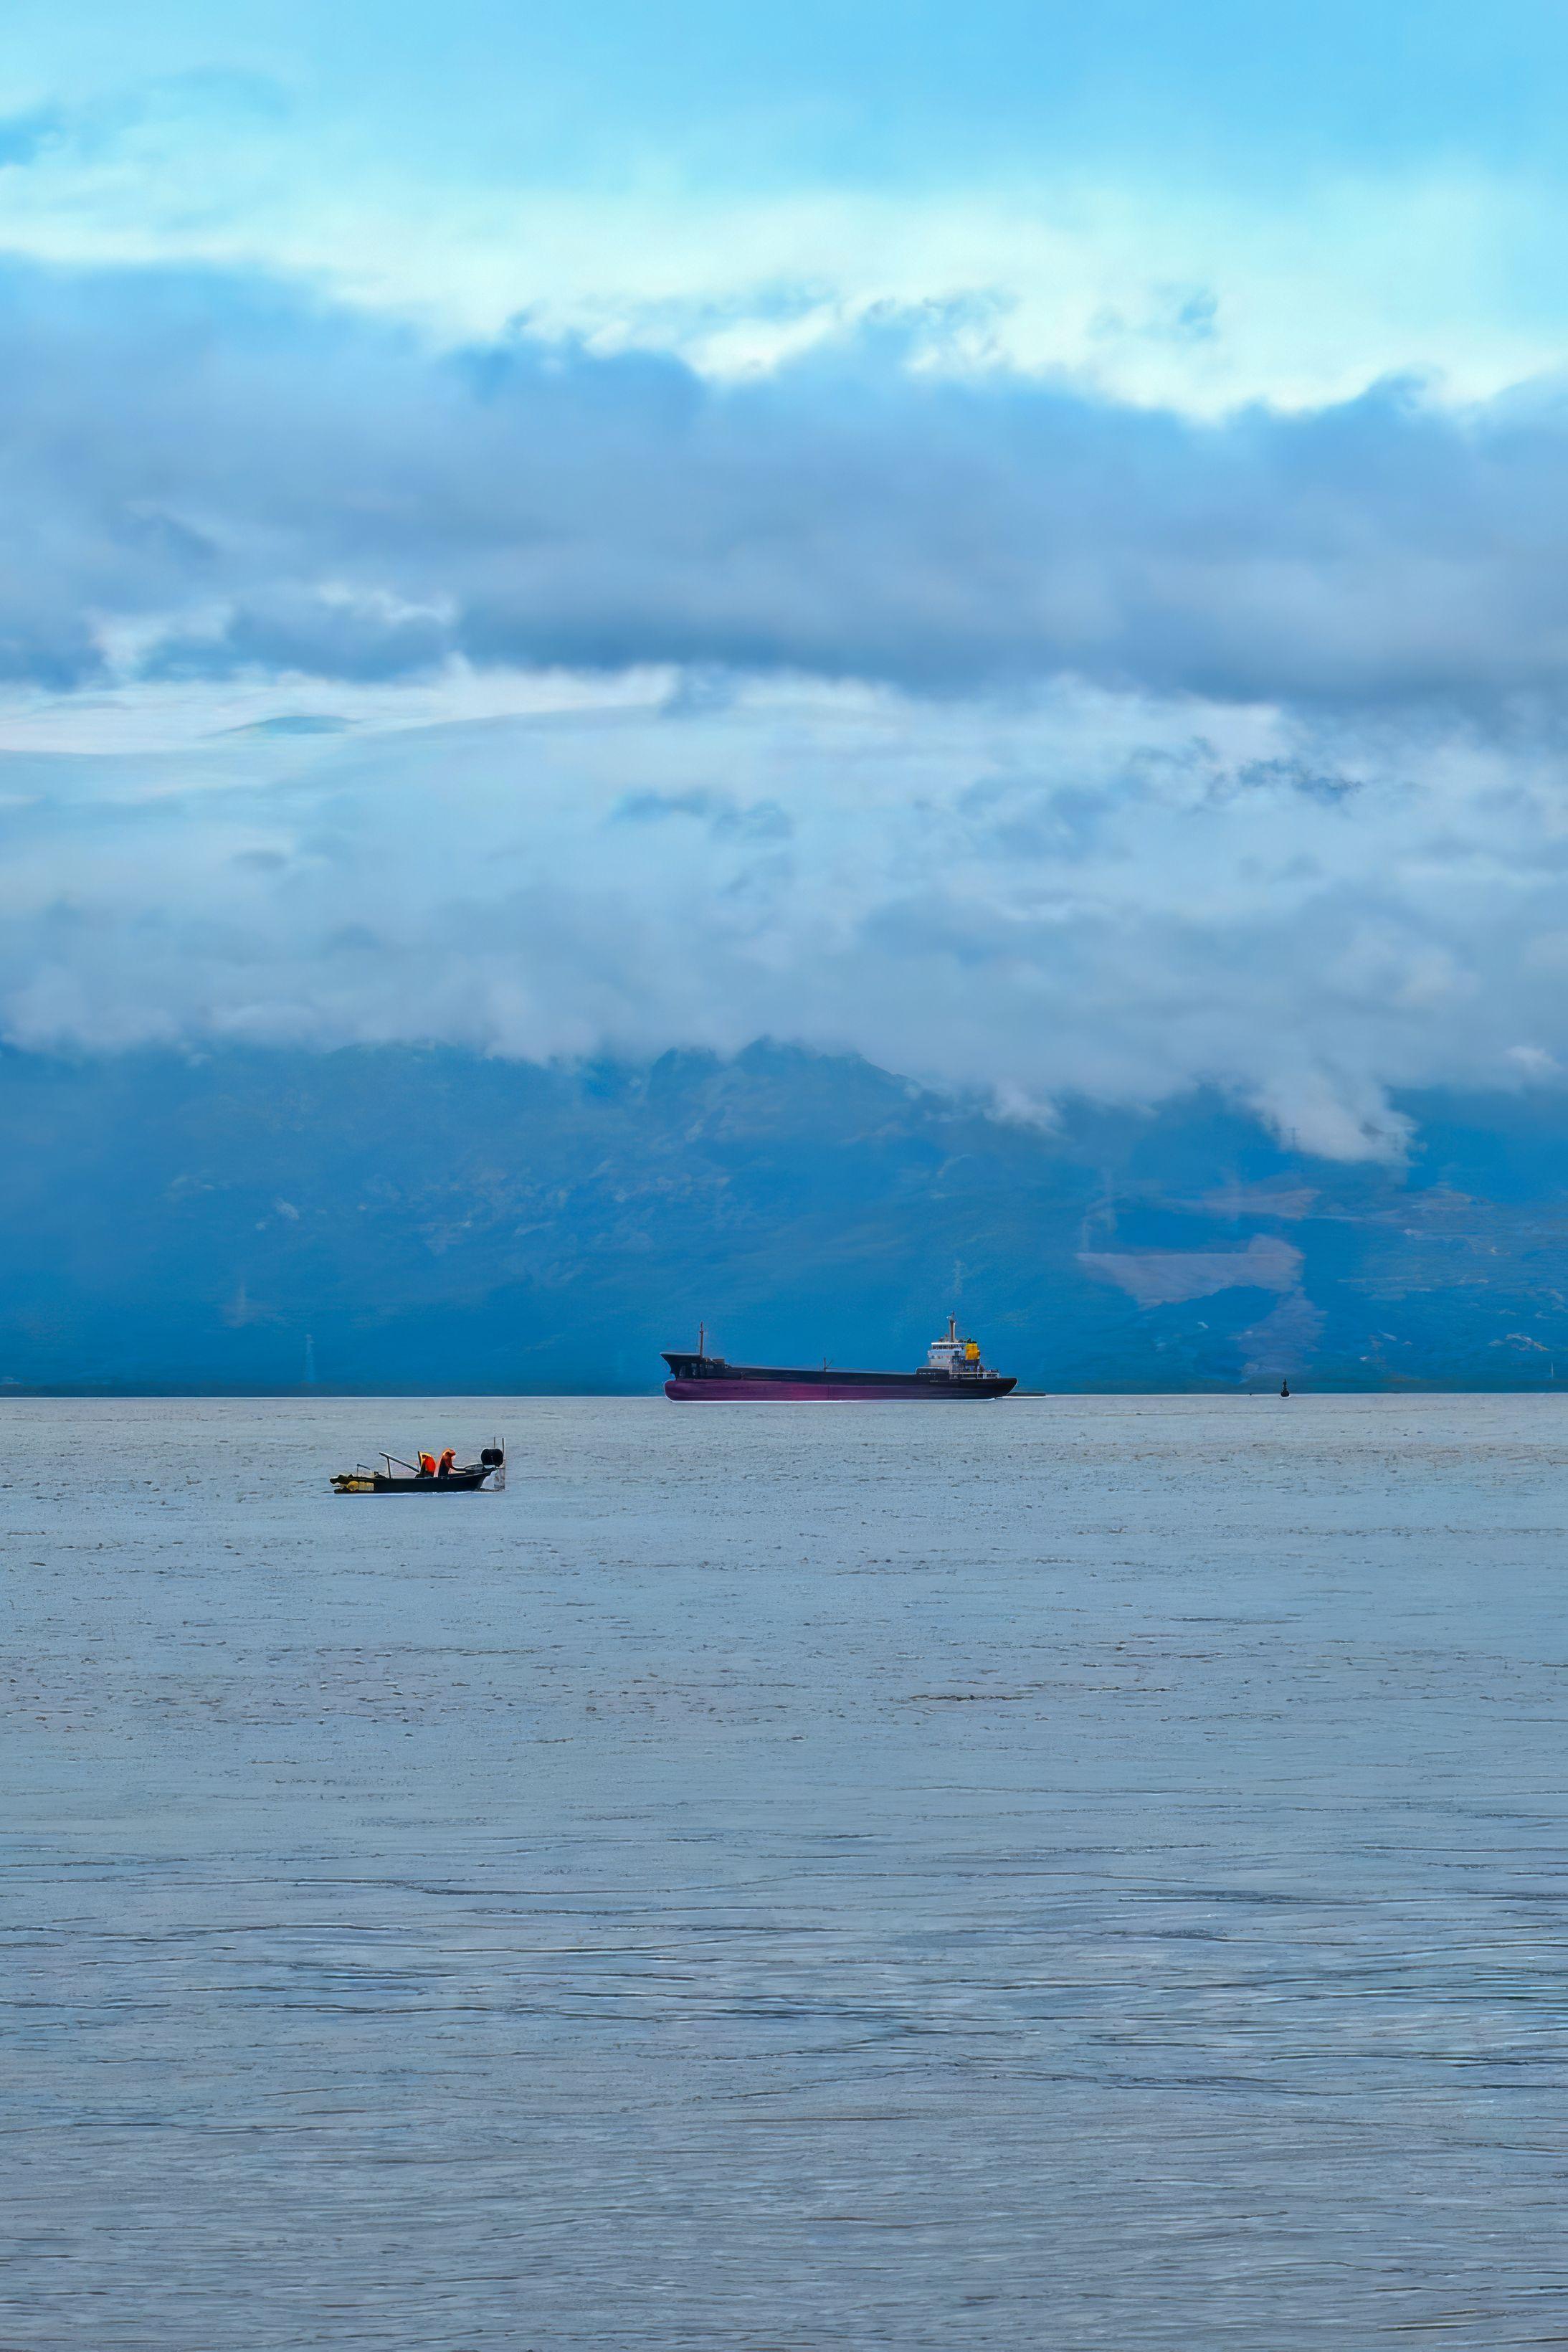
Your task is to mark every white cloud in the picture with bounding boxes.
[1505,1043,1560,1076]
[0,76,1564,413]
[3,673,1568,1159]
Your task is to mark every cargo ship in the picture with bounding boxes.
[662,1317,1016,1401]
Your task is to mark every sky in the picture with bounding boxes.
[6,1,1568,1158]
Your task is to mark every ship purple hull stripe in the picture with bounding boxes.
[665,1378,1011,1402]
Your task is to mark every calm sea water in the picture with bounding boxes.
[5,1393,1568,2348]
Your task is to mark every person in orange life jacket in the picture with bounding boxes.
[437,1448,456,1479]
[418,1451,437,1477]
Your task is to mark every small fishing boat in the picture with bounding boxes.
[331,1445,505,1494]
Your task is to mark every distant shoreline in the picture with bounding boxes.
[2,1385,1565,1402]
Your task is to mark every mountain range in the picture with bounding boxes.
[2,1043,1566,1391]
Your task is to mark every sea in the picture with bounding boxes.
[5,1393,1568,2349]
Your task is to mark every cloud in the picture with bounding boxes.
[1194,1182,1321,1220]
[6,252,1568,1152]
[222,713,351,737]
[0,26,1563,419]
[612,789,793,840]
[4,675,1568,1158]
[11,253,1568,715]
[1080,1236,1303,1307]
[1239,1289,1326,1379]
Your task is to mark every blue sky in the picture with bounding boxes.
[9,0,1568,181]
[4,1,1568,1157]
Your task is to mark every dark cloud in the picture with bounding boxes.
[1235,757,1362,802]
[4,253,1568,711]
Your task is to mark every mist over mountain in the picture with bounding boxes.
[3,1042,1566,1394]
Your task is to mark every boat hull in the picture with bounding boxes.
[332,1469,498,1493]
[664,1375,1016,1401]
[333,1443,504,1493]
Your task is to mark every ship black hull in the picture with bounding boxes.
[662,1355,1016,1401]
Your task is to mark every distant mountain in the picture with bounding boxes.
[1,1043,1567,1391]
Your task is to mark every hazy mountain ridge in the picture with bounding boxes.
[1,1043,1566,1391]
